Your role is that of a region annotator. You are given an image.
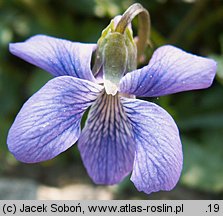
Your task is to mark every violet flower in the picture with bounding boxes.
[7,4,216,194]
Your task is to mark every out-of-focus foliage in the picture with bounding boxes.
[0,0,223,198]
[209,36,223,84]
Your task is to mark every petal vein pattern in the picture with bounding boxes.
[7,76,103,163]
[78,92,135,184]
[121,98,183,194]
[9,35,97,82]
[120,45,217,97]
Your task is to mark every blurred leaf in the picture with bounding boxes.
[173,84,223,128]
[0,27,13,47]
[0,118,18,173]
[181,132,223,193]
[0,119,11,153]
[64,0,96,16]
[27,68,52,96]
[209,35,223,84]
[0,65,22,116]
[209,54,223,84]
[178,113,223,130]
[94,0,134,17]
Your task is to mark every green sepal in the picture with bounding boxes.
[93,17,137,95]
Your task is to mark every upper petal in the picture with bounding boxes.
[7,76,103,163]
[120,45,217,97]
[9,35,97,82]
[78,92,135,185]
[121,98,183,194]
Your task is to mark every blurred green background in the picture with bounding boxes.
[0,0,223,199]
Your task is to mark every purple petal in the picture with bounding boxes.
[121,98,183,194]
[9,35,97,82]
[78,92,135,184]
[120,45,217,97]
[7,76,103,163]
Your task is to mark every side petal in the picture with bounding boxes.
[120,45,217,97]
[78,92,135,185]
[121,98,183,194]
[9,35,97,82]
[7,76,103,163]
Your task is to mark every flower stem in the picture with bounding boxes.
[115,3,151,61]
